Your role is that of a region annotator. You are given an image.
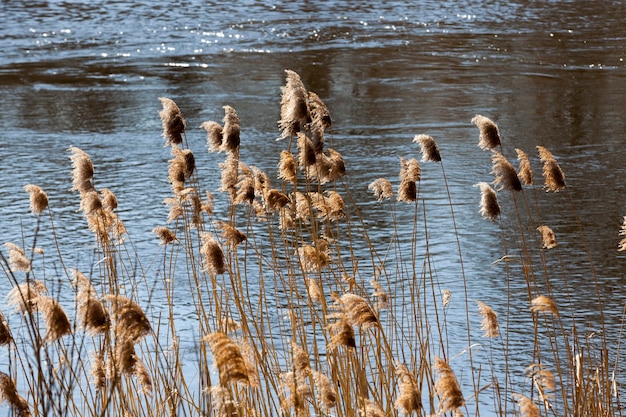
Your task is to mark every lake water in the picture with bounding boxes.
[1,0,626,415]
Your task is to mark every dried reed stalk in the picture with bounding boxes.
[472,114,501,150]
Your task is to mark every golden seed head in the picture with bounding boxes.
[414,134,442,162]
[368,178,394,202]
[433,357,465,413]
[476,182,501,221]
[491,151,522,191]
[23,184,49,215]
[476,300,500,338]
[516,148,534,186]
[537,146,566,191]
[158,97,186,146]
[472,114,501,150]
[537,225,558,249]
[279,69,311,140]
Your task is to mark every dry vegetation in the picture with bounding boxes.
[0,69,623,417]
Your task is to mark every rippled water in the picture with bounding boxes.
[1,0,626,414]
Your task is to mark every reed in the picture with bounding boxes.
[0,69,622,417]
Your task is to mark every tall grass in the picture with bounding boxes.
[0,69,623,417]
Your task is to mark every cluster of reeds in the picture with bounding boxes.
[0,69,623,417]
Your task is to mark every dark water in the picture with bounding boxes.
[1,0,626,414]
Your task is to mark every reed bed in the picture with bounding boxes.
[0,69,623,417]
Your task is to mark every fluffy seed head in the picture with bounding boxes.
[69,147,95,194]
[200,232,226,274]
[339,293,378,328]
[215,221,247,247]
[278,150,298,183]
[472,114,501,150]
[279,69,311,139]
[4,243,31,272]
[37,296,72,343]
[307,91,332,132]
[414,134,442,162]
[476,182,501,221]
[0,371,31,417]
[491,152,522,191]
[312,370,336,409]
[516,148,534,186]
[395,363,422,414]
[204,332,256,386]
[24,184,48,215]
[537,225,558,249]
[201,120,224,152]
[159,97,186,146]
[476,300,500,338]
[618,216,626,252]
[433,357,465,413]
[530,295,559,317]
[74,270,110,335]
[368,178,394,202]
[537,146,566,191]
[6,280,46,313]
[513,393,540,417]
[359,398,386,417]
[222,105,240,153]
[153,226,177,245]
[0,312,13,346]
[297,132,316,168]
[104,295,151,342]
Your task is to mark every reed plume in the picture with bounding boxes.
[397,157,420,203]
[134,355,153,395]
[204,332,256,386]
[100,188,118,210]
[530,295,559,318]
[619,216,626,251]
[3,242,31,272]
[23,184,48,215]
[368,178,394,202]
[516,148,534,186]
[6,280,46,313]
[265,189,290,212]
[222,105,240,153]
[278,150,297,183]
[200,232,226,274]
[104,295,151,342]
[215,221,247,247]
[209,386,236,417]
[536,146,566,191]
[370,280,389,310]
[153,226,177,245]
[491,151,522,191]
[537,225,558,249]
[74,270,110,335]
[442,289,452,308]
[476,182,501,221]
[280,371,312,412]
[328,316,356,350]
[291,342,311,376]
[312,370,337,409]
[37,296,72,343]
[307,91,332,131]
[338,293,378,328]
[359,398,386,417]
[279,69,310,139]
[0,372,31,417]
[219,154,239,197]
[159,97,186,146]
[433,357,465,414]
[90,350,106,390]
[201,120,224,152]
[297,132,316,168]
[414,134,442,162]
[472,114,501,150]
[297,242,330,272]
[68,146,95,195]
[306,278,324,303]
[394,363,422,414]
[0,312,13,346]
[476,300,500,338]
[513,393,540,417]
